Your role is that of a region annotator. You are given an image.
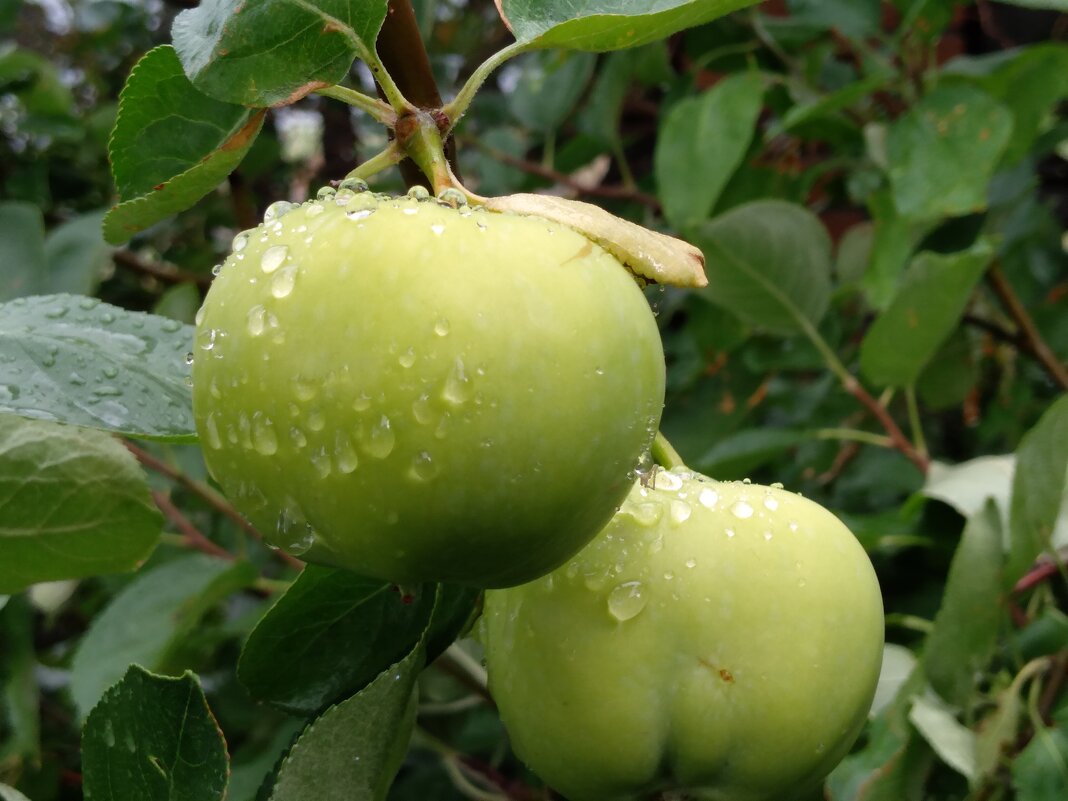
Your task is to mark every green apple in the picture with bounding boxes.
[482,469,884,800]
[191,187,665,587]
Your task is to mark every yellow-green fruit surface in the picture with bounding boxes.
[483,469,884,800]
[191,189,665,587]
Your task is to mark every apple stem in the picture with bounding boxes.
[343,142,406,183]
[651,432,686,471]
[315,85,396,125]
[444,41,531,133]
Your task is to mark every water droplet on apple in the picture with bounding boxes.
[352,393,371,412]
[685,558,697,569]
[306,408,325,432]
[335,433,358,473]
[317,186,336,200]
[789,521,799,532]
[251,413,278,455]
[271,265,298,298]
[430,223,446,236]
[655,470,683,492]
[433,318,450,337]
[408,451,438,482]
[365,415,395,458]
[260,245,289,274]
[247,305,267,336]
[289,426,307,448]
[731,500,754,519]
[347,208,375,221]
[434,412,451,439]
[305,202,324,217]
[699,488,718,508]
[442,358,472,405]
[407,186,430,201]
[204,412,222,450]
[340,177,369,193]
[232,232,250,252]
[398,347,416,368]
[670,500,691,525]
[764,495,779,511]
[607,581,646,622]
[264,200,295,221]
[763,531,773,541]
[725,528,736,538]
[411,393,433,424]
[310,445,332,478]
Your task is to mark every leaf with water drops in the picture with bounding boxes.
[82,666,229,801]
[268,642,423,801]
[497,0,761,50]
[0,294,196,442]
[0,414,161,594]
[483,193,706,288]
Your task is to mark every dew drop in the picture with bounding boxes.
[407,186,430,201]
[634,502,662,527]
[398,347,416,368]
[789,521,799,532]
[264,200,295,221]
[310,445,332,478]
[247,305,267,336]
[607,582,647,622]
[771,482,785,490]
[340,177,369,193]
[434,412,450,440]
[442,358,472,405]
[306,408,325,432]
[271,265,298,298]
[725,528,736,538]
[232,232,249,252]
[305,202,324,217]
[260,245,289,274]
[352,393,371,412]
[433,318,450,337]
[670,500,692,525]
[411,393,434,424]
[347,208,375,221]
[365,415,395,459]
[294,379,317,402]
[408,451,438,482]
[654,471,683,492]
[204,412,222,450]
[763,531,774,541]
[289,426,307,449]
[335,433,358,474]
[699,488,719,508]
[316,186,336,200]
[685,558,698,569]
[764,496,779,511]
[251,413,278,455]
[731,500,754,519]
[430,223,446,236]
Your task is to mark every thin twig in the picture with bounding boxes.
[113,250,211,287]
[151,490,233,561]
[1013,547,1068,595]
[842,377,930,473]
[126,441,304,570]
[461,137,662,211]
[987,264,1068,390]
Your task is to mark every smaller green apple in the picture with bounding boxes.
[482,468,885,801]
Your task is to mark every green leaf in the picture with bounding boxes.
[578,50,638,146]
[785,0,882,38]
[69,554,256,717]
[998,0,1068,10]
[775,71,892,135]
[104,46,265,244]
[0,202,47,302]
[974,44,1068,164]
[82,666,228,801]
[0,596,39,762]
[172,0,388,107]
[861,189,933,310]
[860,242,994,387]
[976,677,1023,781]
[871,644,918,719]
[508,50,596,133]
[239,568,475,715]
[0,294,196,441]
[923,502,1004,707]
[655,71,764,231]
[268,645,423,801]
[0,415,161,594]
[498,0,761,50]
[1012,713,1068,800]
[693,427,810,479]
[886,85,1013,220]
[692,200,832,335]
[908,693,977,782]
[835,222,873,285]
[916,329,978,410]
[1007,394,1068,586]
[923,455,1015,525]
[44,211,111,296]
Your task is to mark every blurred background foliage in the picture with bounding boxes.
[1,0,1067,799]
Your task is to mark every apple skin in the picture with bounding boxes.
[482,469,884,801]
[191,189,665,587]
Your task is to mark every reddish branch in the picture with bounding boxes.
[151,489,233,562]
[842,377,930,473]
[112,250,212,287]
[126,441,303,570]
[986,264,1068,391]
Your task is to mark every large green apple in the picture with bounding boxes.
[191,188,665,587]
[482,469,884,800]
